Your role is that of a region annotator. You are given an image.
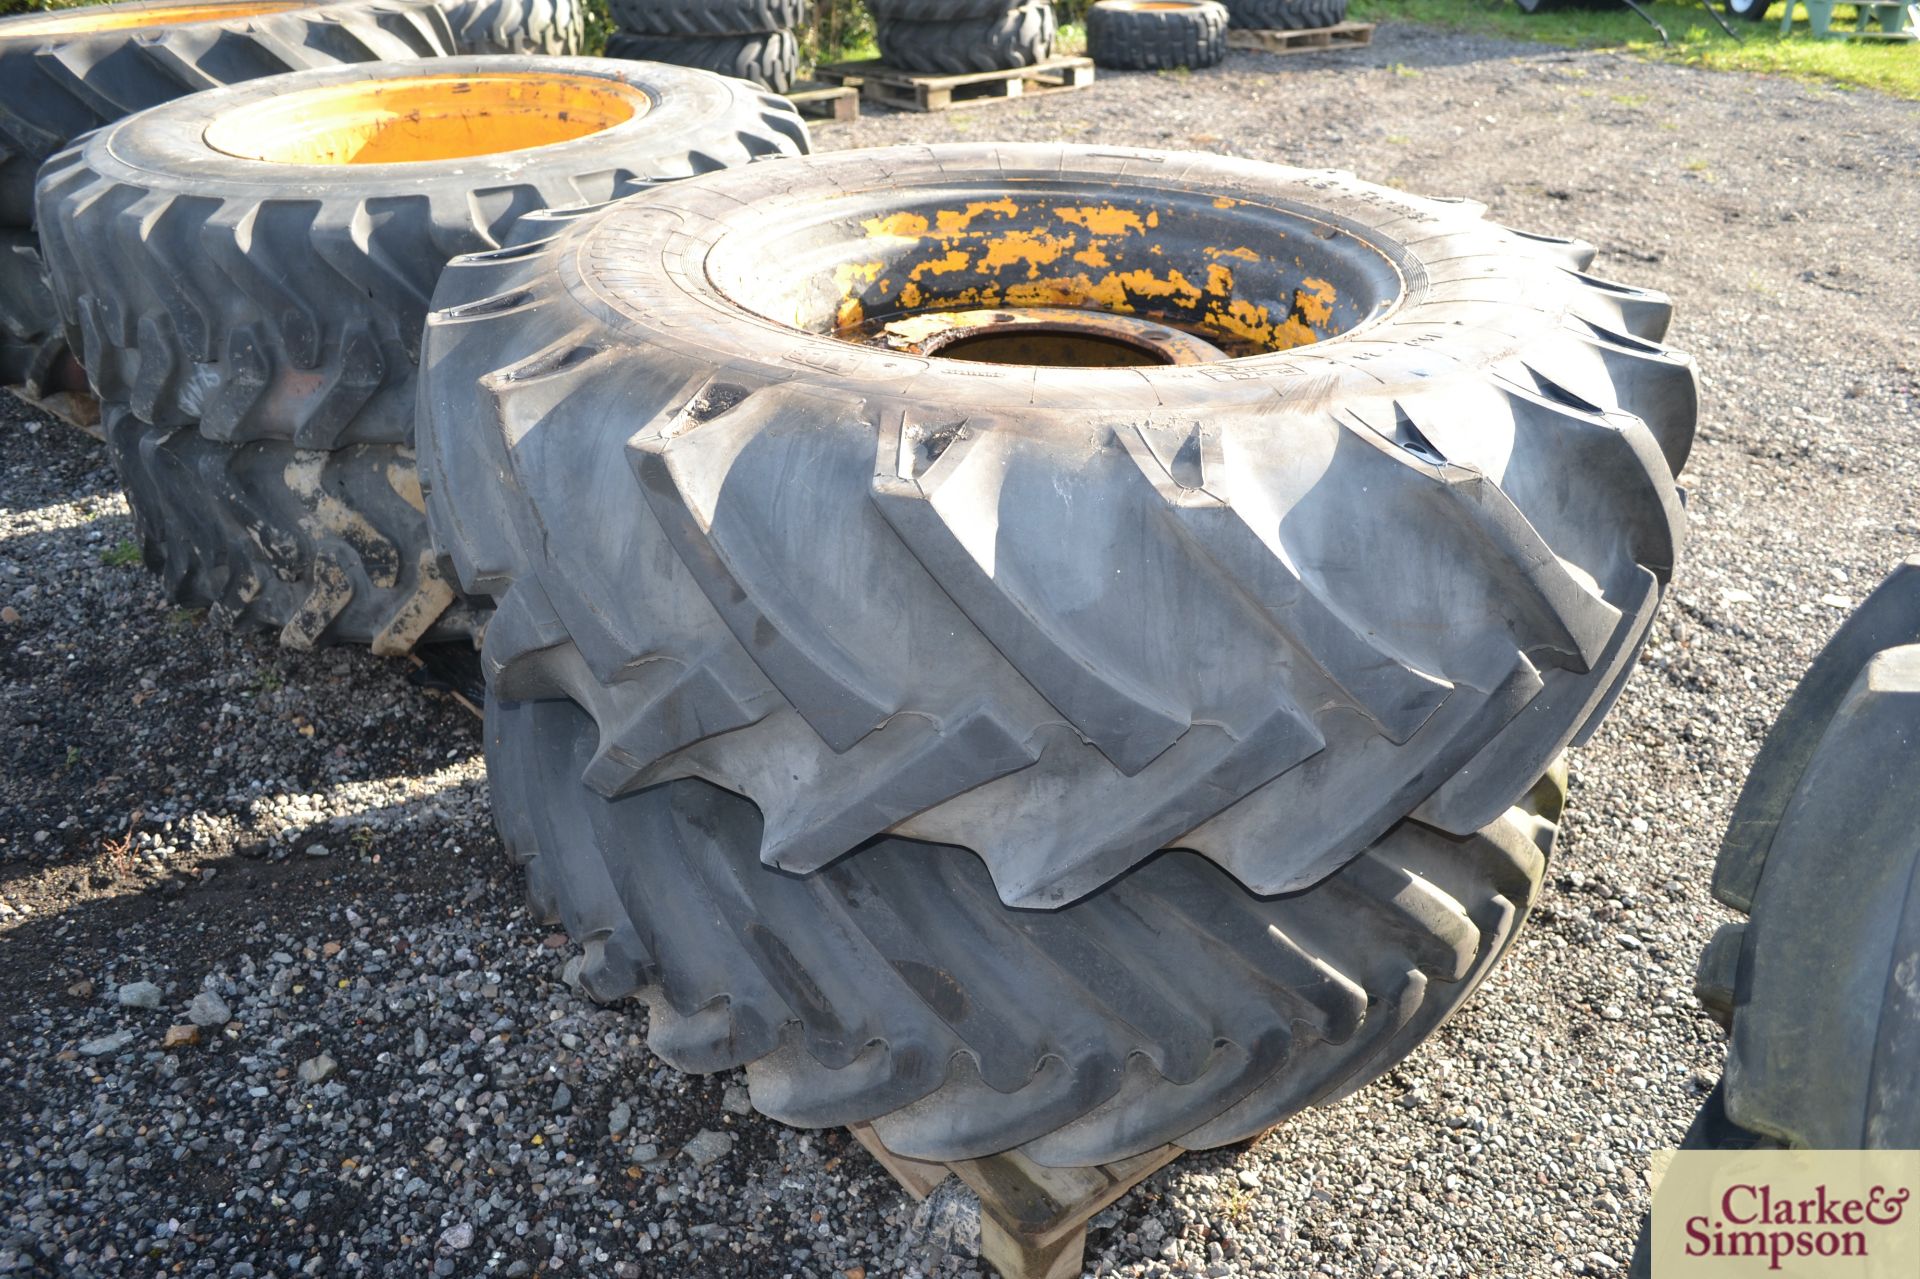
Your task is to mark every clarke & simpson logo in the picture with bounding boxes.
[1647,1151,1920,1277]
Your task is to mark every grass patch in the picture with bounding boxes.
[1353,1,1920,100]
[99,539,141,568]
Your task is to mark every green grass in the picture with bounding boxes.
[1353,1,1920,100]
[99,539,141,568]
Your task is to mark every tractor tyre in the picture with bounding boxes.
[1223,0,1346,30]
[419,145,1695,908]
[1087,0,1230,71]
[609,0,810,36]
[603,30,799,91]
[866,0,1026,18]
[874,3,1055,73]
[0,0,454,227]
[0,228,64,397]
[1686,556,1920,1150]
[34,56,809,449]
[104,406,483,654]
[436,0,585,53]
[487,636,1564,1165]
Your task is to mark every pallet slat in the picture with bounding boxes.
[849,1122,1185,1279]
[1226,20,1375,55]
[785,79,860,124]
[816,55,1095,114]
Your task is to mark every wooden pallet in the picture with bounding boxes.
[816,55,1095,113]
[785,79,860,124]
[3,385,102,441]
[850,1122,1185,1279]
[1227,20,1375,55]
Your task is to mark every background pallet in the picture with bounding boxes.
[816,55,1095,113]
[1226,20,1375,55]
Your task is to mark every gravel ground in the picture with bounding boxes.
[4,21,1918,1279]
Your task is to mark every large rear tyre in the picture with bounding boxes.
[34,56,809,449]
[0,0,454,226]
[874,3,1057,74]
[104,407,482,654]
[1223,0,1347,30]
[420,145,1694,909]
[603,30,799,92]
[487,623,1563,1165]
[435,0,585,53]
[608,0,809,35]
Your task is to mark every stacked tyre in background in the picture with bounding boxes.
[436,0,586,53]
[606,0,808,93]
[33,56,809,654]
[1223,0,1347,29]
[869,0,1056,74]
[418,143,1698,1163]
[1087,0,1230,70]
[0,0,452,409]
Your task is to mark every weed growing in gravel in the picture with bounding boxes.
[1356,0,1920,100]
[99,539,140,567]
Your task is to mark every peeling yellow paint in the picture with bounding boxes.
[934,198,1019,236]
[1053,205,1149,236]
[833,260,883,330]
[909,249,973,281]
[979,229,1076,275]
[1295,276,1337,328]
[1212,197,1239,209]
[1204,263,1234,299]
[1205,246,1260,264]
[862,211,930,239]
[1073,244,1111,269]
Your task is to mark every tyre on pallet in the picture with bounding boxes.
[434,0,585,53]
[605,30,800,92]
[36,57,809,651]
[873,2,1056,74]
[420,143,1694,911]
[610,0,810,35]
[1087,0,1230,71]
[0,0,454,401]
[1222,0,1346,29]
[487,653,1567,1164]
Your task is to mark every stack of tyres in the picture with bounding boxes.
[34,57,809,655]
[869,0,1057,75]
[435,0,586,53]
[419,143,1700,1164]
[1087,0,1231,70]
[1222,0,1348,29]
[606,0,809,94]
[0,0,453,411]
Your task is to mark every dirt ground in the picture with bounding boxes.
[4,20,1919,1279]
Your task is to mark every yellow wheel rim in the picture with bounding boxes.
[204,72,651,166]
